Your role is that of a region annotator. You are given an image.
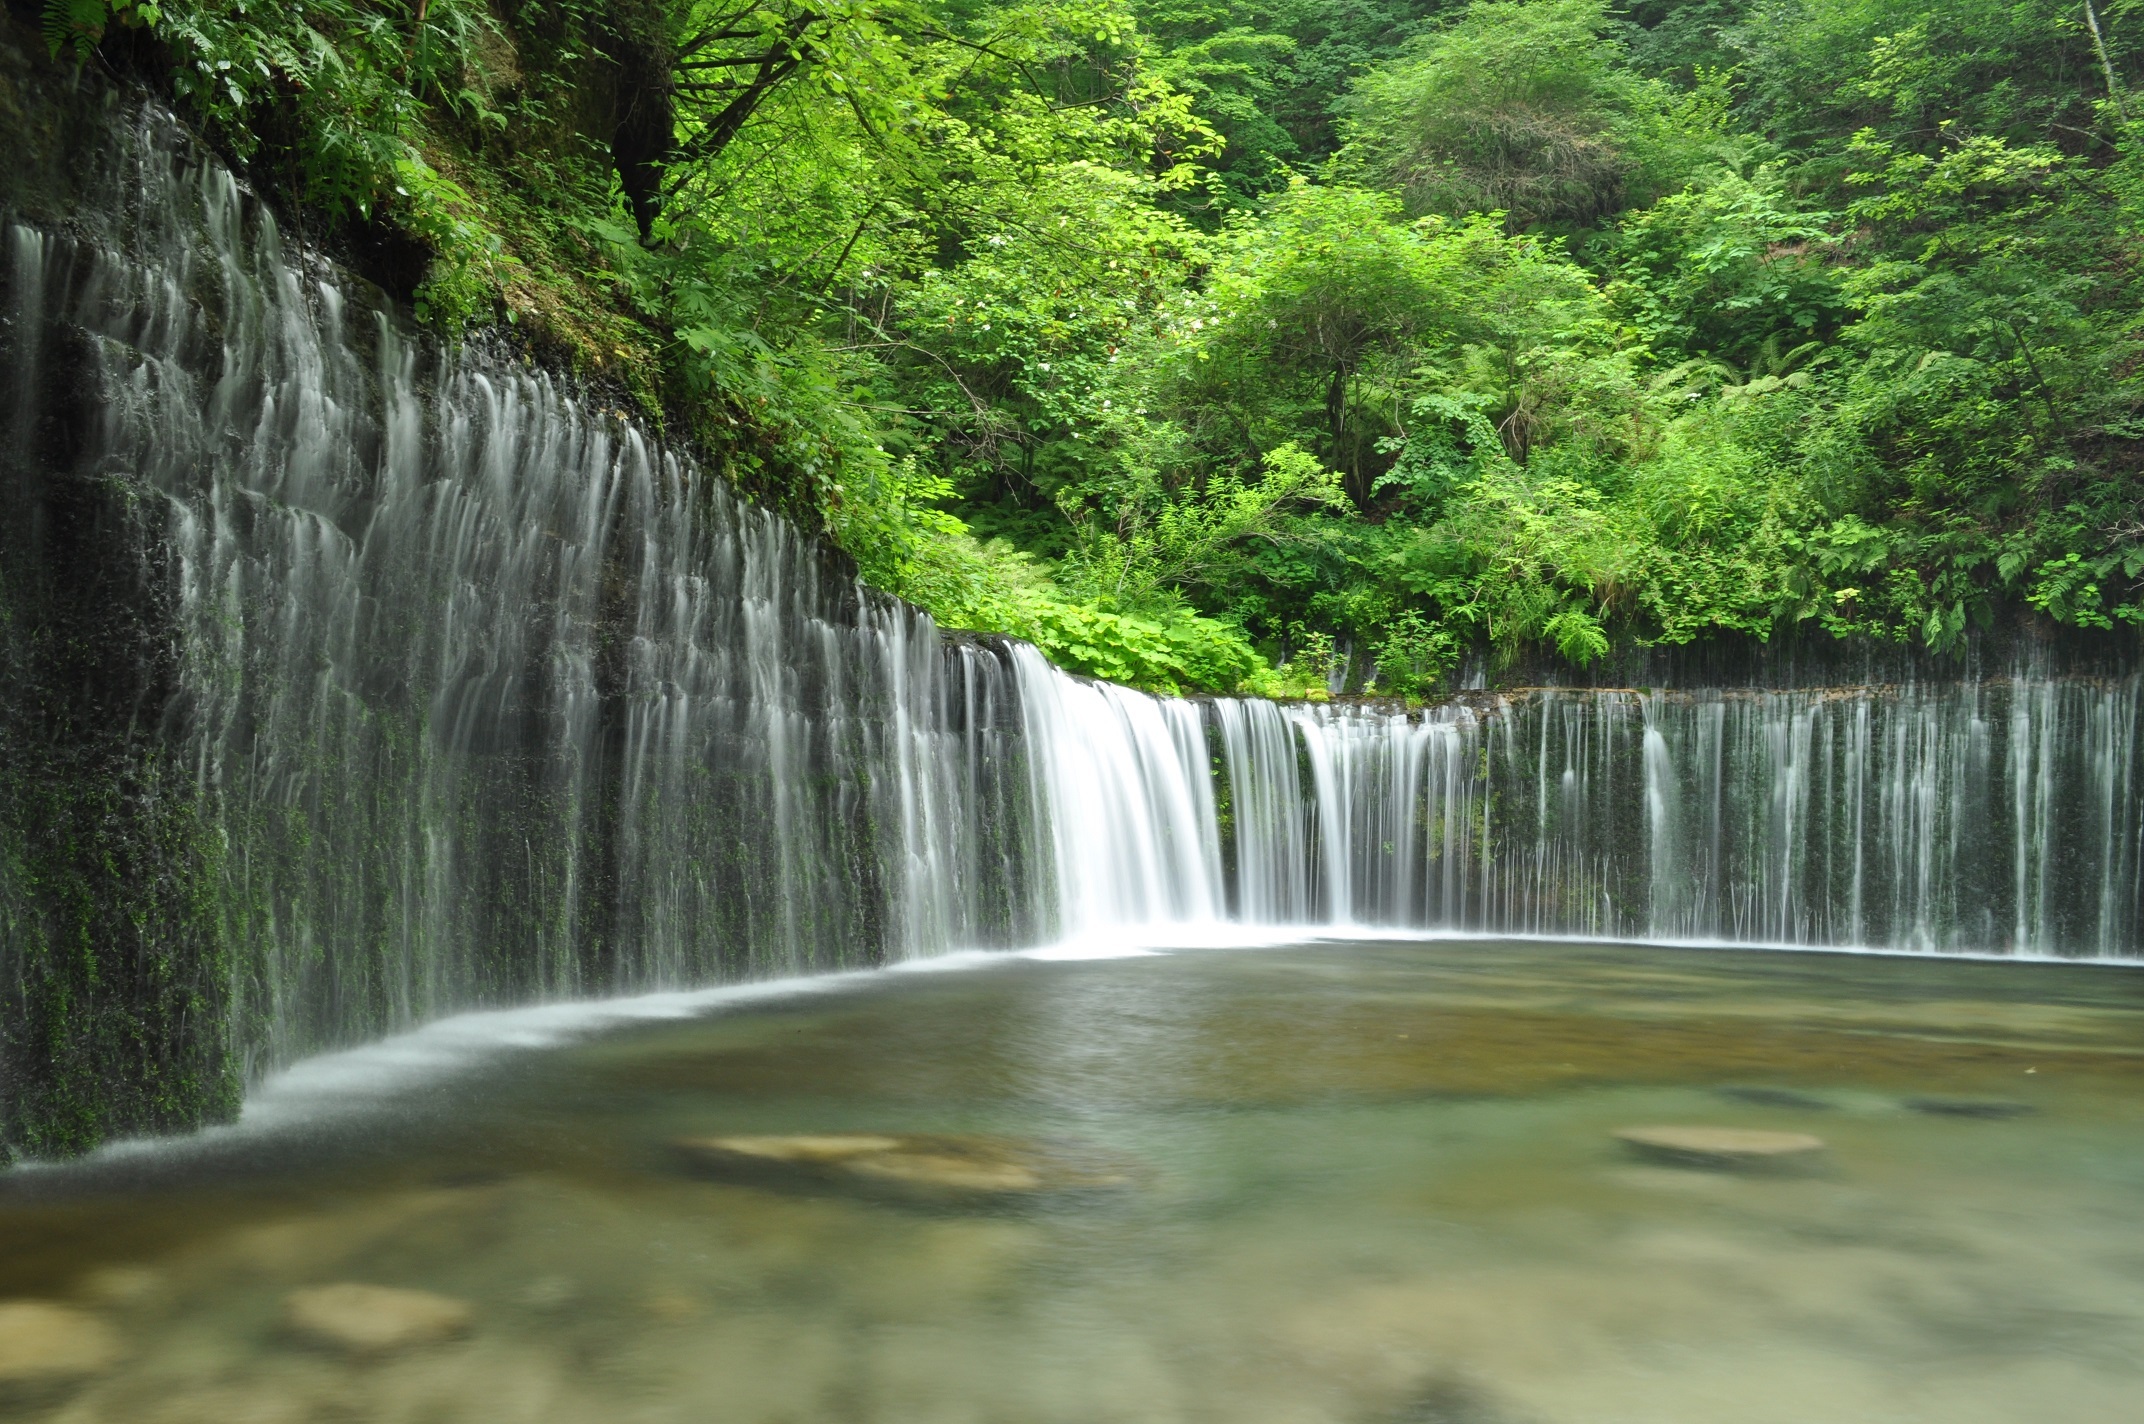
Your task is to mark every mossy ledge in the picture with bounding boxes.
[0,318,239,1162]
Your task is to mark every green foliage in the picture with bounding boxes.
[47,0,526,330]
[1339,0,1727,229]
[70,0,2144,694]
[44,0,158,61]
[1058,439,1347,609]
[1608,166,1845,364]
[1132,0,1446,209]
[820,452,1264,692]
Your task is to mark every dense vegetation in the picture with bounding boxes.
[42,0,2144,693]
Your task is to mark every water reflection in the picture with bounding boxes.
[3,939,2140,1422]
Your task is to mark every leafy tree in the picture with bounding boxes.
[1608,166,1845,368]
[1340,0,1722,229]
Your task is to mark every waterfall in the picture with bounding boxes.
[1010,646,1224,936]
[1,104,2139,1156]
[3,111,1057,1100]
[1210,699,1311,921]
[1191,683,2143,957]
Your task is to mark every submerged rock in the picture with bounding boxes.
[0,1301,122,1383]
[284,1283,472,1356]
[1613,1126,1826,1170]
[1903,1097,2036,1119]
[673,1133,1138,1203]
[1390,1375,1510,1423]
[1717,1085,1833,1110]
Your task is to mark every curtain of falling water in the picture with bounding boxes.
[1205,683,2144,956]
[1010,646,1225,935]
[1209,699,1310,922]
[4,112,1063,1081]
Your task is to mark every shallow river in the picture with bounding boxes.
[4,938,2142,1423]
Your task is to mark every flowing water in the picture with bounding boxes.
[3,937,2141,1423]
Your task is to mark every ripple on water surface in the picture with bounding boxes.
[2,938,2141,1424]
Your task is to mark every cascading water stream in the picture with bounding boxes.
[1199,681,2143,956]
[2,104,2139,1154]
[1011,645,1225,936]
